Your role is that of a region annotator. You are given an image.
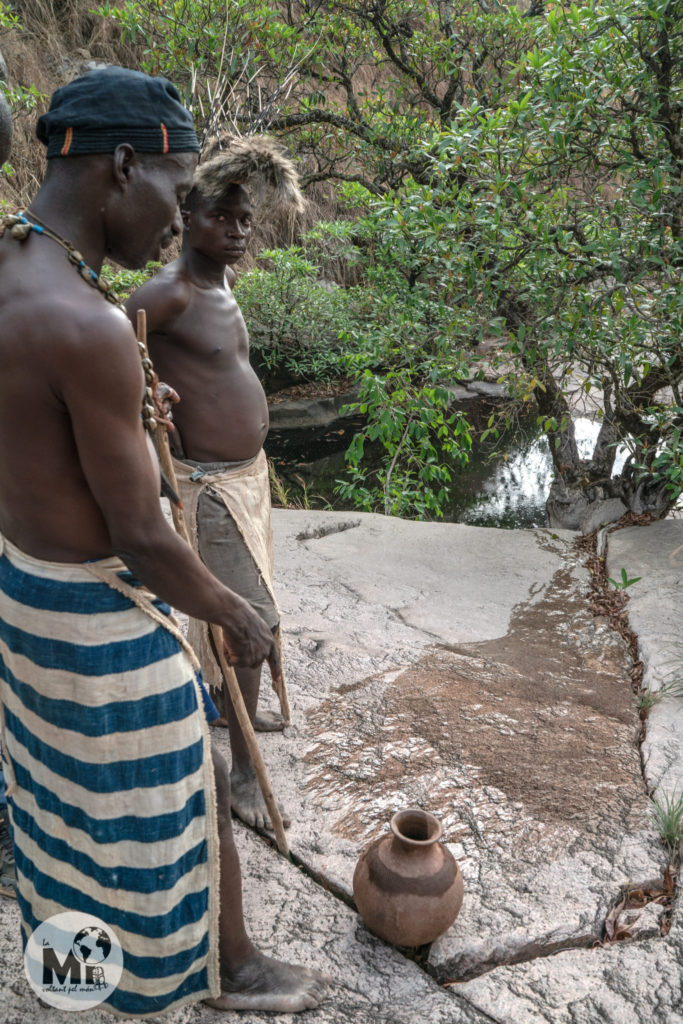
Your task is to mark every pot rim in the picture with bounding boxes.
[390,808,443,847]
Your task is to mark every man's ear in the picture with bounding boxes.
[112,143,136,189]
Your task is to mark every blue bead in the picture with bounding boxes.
[33,225,44,233]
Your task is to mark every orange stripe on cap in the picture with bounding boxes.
[61,126,73,156]
[160,122,169,154]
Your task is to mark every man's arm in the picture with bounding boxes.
[58,306,278,673]
[125,272,188,433]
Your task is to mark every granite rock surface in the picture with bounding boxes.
[1,512,681,1024]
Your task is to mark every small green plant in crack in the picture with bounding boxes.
[638,688,663,713]
[661,639,683,688]
[639,640,683,712]
[651,792,683,854]
[607,567,642,590]
[637,680,683,712]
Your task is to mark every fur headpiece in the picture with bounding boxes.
[193,133,306,217]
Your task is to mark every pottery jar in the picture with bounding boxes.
[352,808,464,947]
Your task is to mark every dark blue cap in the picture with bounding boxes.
[37,65,200,158]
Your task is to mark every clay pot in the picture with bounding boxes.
[352,808,464,947]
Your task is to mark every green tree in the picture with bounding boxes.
[288,0,683,523]
[501,0,683,524]
[98,0,682,522]
[98,0,314,140]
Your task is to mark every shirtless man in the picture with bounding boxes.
[127,171,288,832]
[0,66,326,1015]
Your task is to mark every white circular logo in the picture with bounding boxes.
[24,911,123,1010]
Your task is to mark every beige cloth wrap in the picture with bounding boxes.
[171,450,290,722]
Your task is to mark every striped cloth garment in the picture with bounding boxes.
[0,533,221,1017]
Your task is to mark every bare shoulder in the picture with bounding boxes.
[11,286,131,353]
[39,295,141,379]
[57,293,133,345]
[0,246,143,405]
[225,265,237,289]
[125,261,192,331]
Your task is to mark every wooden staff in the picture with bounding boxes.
[208,626,290,857]
[136,310,290,858]
[272,627,291,725]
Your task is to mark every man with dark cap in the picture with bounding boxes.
[0,66,327,1016]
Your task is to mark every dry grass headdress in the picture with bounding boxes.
[193,133,306,221]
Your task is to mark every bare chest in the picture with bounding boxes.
[173,286,250,361]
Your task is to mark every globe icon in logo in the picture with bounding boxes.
[72,926,112,966]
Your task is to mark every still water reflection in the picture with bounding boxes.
[460,418,629,528]
[266,412,627,530]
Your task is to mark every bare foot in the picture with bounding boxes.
[254,709,285,732]
[205,951,329,1012]
[230,769,291,831]
[210,716,229,729]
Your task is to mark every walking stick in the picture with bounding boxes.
[272,627,291,725]
[136,311,290,858]
[208,627,290,858]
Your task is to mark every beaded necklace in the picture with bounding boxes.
[0,210,158,433]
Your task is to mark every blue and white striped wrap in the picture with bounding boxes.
[0,533,221,1016]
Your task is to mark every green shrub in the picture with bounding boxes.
[235,247,363,384]
[99,261,161,300]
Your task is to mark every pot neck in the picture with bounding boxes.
[390,809,443,852]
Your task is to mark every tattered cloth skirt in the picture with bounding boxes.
[172,450,289,721]
[0,534,221,1017]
